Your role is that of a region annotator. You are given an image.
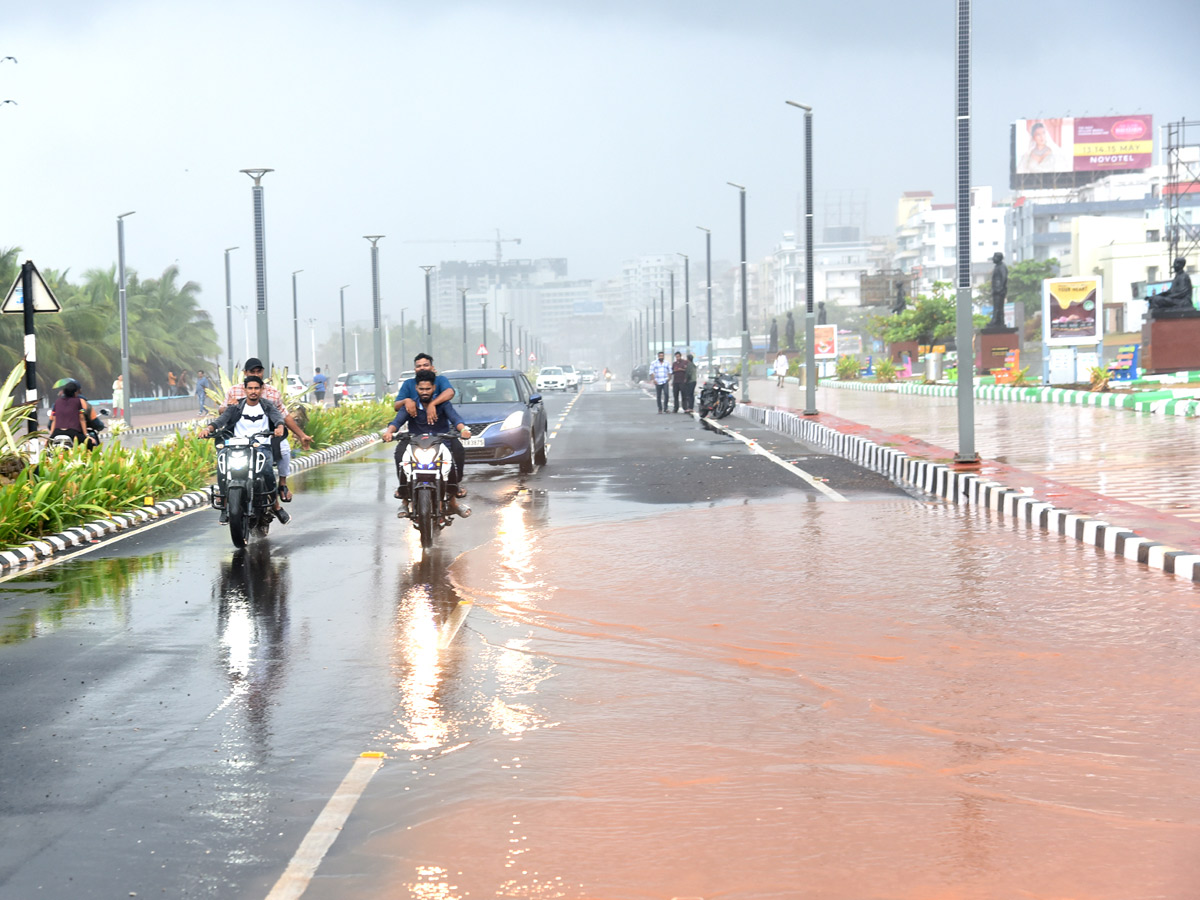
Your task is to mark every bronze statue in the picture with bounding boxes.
[785,311,796,350]
[768,317,778,354]
[817,301,827,325]
[989,252,1008,329]
[891,280,906,315]
[1149,258,1194,313]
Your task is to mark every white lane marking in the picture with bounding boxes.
[265,754,385,900]
[700,414,849,502]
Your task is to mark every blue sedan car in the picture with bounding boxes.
[441,369,548,473]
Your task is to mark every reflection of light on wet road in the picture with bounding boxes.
[385,583,449,752]
[496,493,536,610]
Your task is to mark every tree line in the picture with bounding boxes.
[0,247,219,401]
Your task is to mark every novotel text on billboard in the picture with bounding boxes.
[1011,115,1153,189]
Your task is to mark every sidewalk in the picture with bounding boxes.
[748,377,1200,556]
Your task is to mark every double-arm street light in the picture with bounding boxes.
[727,182,749,401]
[786,100,817,415]
[117,211,135,425]
[697,226,712,369]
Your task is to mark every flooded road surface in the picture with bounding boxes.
[2,385,1199,899]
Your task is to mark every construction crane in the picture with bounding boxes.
[402,229,522,268]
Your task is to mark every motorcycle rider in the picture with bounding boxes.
[382,370,472,518]
[199,375,291,525]
[392,353,466,498]
[47,378,90,448]
[220,357,312,503]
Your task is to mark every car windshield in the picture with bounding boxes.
[448,376,519,404]
[559,365,575,373]
[347,373,374,385]
[540,368,563,376]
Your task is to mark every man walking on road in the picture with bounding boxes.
[312,367,328,404]
[195,370,211,414]
[774,351,788,387]
[650,351,671,414]
[671,351,688,413]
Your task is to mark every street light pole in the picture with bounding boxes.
[399,308,407,370]
[669,270,676,350]
[480,302,489,368]
[291,269,303,375]
[698,226,712,369]
[352,331,360,370]
[460,287,469,368]
[339,284,349,375]
[500,312,508,369]
[953,0,978,464]
[236,305,250,360]
[677,253,690,350]
[239,168,273,364]
[223,246,238,375]
[307,317,317,376]
[117,211,136,425]
[420,266,435,350]
[727,182,749,401]
[659,288,665,356]
[786,101,818,415]
[365,236,385,399]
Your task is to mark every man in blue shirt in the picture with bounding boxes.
[649,350,671,413]
[393,353,465,496]
[383,370,472,516]
[311,367,328,404]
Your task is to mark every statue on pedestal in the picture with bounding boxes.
[988,252,1009,329]
[785,311,796,350]
[768,317,778,354]
[1149,258,1195,314]
[891,280,906,315]
[817,301,827,325]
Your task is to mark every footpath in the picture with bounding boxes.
[744,377,1200,580]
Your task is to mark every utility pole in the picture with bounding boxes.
[291,269,303,375]
[698,226,712,370]
[224,246,238,375]
[239,168,273,364]
[339,284,349,374]
[365,236,385,399]
[117,212,135,426]
[460,287,469,368]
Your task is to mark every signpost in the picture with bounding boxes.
[476,343,488,366]
[3,260,62,434]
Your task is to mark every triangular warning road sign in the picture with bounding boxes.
[2,263,62,314]
[476,343,489,356]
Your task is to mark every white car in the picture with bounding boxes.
[286,374,307,397]
[536,366,567,392]
[580,368,597,384]
[557,364,581,392]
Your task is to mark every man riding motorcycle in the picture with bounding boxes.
[382,370,472,518]
[199,375,291,525]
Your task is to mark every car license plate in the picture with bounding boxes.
[463,436,485,448]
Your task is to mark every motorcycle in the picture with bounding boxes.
[208,430,279,548]
[44,407,110,457]
[698,371,738,419]
[400,433,459,550]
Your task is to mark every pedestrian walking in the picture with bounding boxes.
[774,351,789,387]
[167,370,177,396]
[177,370,189,398]
[671,351,688,413]
[111,374,124,419]
[683,353,698,413]
[312,367,328,404]
[195,370,211,414]
[649,351,671,413]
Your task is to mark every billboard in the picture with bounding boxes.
[1043,277,1102,346]
[1011,115,1152,189]
[814,324,838,360]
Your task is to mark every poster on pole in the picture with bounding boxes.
[1043,277,1102,346]
[814,324,838,360]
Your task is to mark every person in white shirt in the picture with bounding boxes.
[774,352,789,387]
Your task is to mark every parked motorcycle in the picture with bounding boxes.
[208,430,279,548]
[698,371,738,419]
[399,433,459,550]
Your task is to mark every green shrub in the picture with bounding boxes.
[874,358,898,383]
[835,355,860,381]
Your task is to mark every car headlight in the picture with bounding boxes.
[500,411,524,432]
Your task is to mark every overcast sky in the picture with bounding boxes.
[1,0,1193,353]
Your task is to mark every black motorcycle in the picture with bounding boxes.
[698,371,738,419]
[398,432,459,550]
[208,430,278,548]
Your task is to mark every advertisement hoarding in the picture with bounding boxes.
[814,324,838,360]
[1011,115,1152,189]
[1043,277,1102,346]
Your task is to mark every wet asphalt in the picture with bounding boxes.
[0,382,911,899]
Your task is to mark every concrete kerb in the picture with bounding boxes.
[0,433,380,575]
[734,402,1200,583]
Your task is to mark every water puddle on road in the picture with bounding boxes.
[355,496,1200,899]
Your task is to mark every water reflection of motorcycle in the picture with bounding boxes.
[698,371,738,419]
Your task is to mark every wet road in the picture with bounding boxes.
[2,383,1199,899]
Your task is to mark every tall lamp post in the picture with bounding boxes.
[659,288,665,355]
[223,246,238,374]
[239,168,273,364]
[786,101,817,415]
[364,236,385,398]
[669,271,676,350]
[352,331,360,369]
[420,266,435,351]
[500,312,508,368]
[677,253,690,350]
[338,284,349,375]
[953,0,978,464]
[306,317,317,376]
[460,287,469,368]
[399,308,407,369]
[291,269,303,375]
[117,211,135,425]
[480,302,489,367]
[697,226,712,369]
[727,182,749,401]
[236,305,250,359]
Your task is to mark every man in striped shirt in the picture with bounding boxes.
[221,358,313,503]
[649,351,671,414]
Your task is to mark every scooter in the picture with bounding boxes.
[208,430,279,548]
[399,433,459,550]
[698,371,738,419]
[43,407,110,457]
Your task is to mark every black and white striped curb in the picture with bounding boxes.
[0,433,380,574]
[120,417,206,437]
[735,403,1200,583]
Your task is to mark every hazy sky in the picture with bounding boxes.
[1,0,1193,354]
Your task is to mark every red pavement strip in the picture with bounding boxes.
[740,401,1200,583]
